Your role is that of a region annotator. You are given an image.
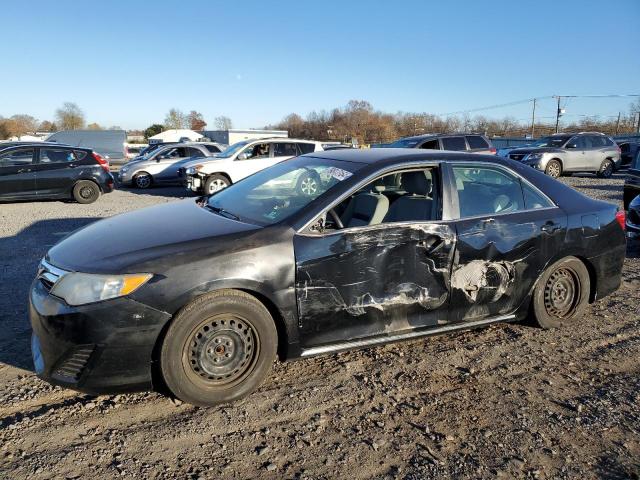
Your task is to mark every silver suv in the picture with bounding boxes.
[505,132,621,178]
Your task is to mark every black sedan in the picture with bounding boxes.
[30,149,626,406]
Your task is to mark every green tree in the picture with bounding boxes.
[55,102,85,130]
[144,124,164,139]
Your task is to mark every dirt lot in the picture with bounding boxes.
[1,175,639,480]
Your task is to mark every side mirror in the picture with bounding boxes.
[566,143,577,149]
[237,152,249,160]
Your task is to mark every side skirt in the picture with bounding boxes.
[300,314,517,358]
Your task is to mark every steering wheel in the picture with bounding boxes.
[328,208,344,229]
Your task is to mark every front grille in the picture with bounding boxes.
[53,345,95,382]
[37,260,68,292]
[509,153,526,161]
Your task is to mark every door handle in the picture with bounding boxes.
[541,221,561,233]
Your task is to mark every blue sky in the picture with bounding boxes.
[2,0,639,130]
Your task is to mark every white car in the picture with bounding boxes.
[182,138,324,194]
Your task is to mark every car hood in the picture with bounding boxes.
[46,199,260,273]
[508,147,563,155]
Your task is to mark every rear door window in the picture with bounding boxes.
[0,148,35,167]
[522,182,554,209]
[204,144,221,154]
[466,135,489,149]
[419,139,440,150]
[441,137,467,151]
[39,148,78,163]
[273,142,299,157]
[452,166,525,218]
[186,147,204,157]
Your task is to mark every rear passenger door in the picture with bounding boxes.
[448,163,566,322]
[34,147,87,196]
[441,136,468,152]
[0,147,37,198]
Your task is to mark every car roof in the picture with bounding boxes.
[307,147,503,165]
[0,141,86,149]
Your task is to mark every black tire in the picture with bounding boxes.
[596,159,614,179]
[545,159,562,178]
[72,180,100,204]
[204,174,230,195]
[133,172,153,189]
[160,289,277,407]
[296,171,321,197]
[532,256,590,329]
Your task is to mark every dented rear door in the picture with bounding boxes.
[294,222,456,348]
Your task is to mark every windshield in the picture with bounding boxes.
[530,135,571,148]
[216,141,250,158]
[388,138,422,148]
[206,157,362,226]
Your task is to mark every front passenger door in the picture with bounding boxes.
[0,147,37,199]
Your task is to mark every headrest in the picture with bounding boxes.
[373,185,386,193]
[401,171,431,195]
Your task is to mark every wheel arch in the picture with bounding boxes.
[72,178,101,194]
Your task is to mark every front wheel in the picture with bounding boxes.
[596,159,614,178]
[204,174,230,195]
[160,290,277,407]
[72,180,100,204]
[545,159,562,178]
[532,256,590,329]
[133,172,153,189]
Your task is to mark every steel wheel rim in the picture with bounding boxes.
[136,175,150,188]
[301,176,318,196]
[208,179,227,194]
[184,315,259,387]
[547,162,560,178]
[79,185,95,199]
[543,267,580,319]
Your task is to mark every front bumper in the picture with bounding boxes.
[186,174,204,192]
[29,278,172,394]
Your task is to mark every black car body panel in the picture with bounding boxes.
[0,144,114,201]
[623,149,640,211]
[30,149,626,394]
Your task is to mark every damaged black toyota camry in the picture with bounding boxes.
[30,149,627,406]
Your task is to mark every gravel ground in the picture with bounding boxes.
[0,174,639,480]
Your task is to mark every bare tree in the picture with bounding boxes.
[55,102,85,130]
[214,116,233,130]
[164,108,187,129]
[87,123,103,130]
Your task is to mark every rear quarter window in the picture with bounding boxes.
[298,143,316,154]
[466,135,489,149]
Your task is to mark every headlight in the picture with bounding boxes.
[50,272,152,306]
[526,153,543,161]
[185,164,204,175]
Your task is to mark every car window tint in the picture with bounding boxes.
[40,148,77,163]
[243,143,270,159]
[420,139,440,150]
[73,150,88,161]
[570,136,587,149]
[187,147,203,157]
[0,148,34,166]
[453,166,525,218]
[522,182,554,209]
[204,144,221,154]
[602,137,614,146]
[298,143,316,154]
[441,137,467,151]
[466,135,489,149]
[273,142,299,157]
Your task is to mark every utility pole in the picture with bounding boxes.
[615,112,621,135]
[530,98,537,138]
[554,96,562,133]
[636,112,640,134]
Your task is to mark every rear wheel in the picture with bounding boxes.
[72,180,100,204]
[133,172,152,189]
[545,159,562,178]
[204,174,230,195]
[160,290,277,407]
[532,256,590,329]
[596,159,614,178]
